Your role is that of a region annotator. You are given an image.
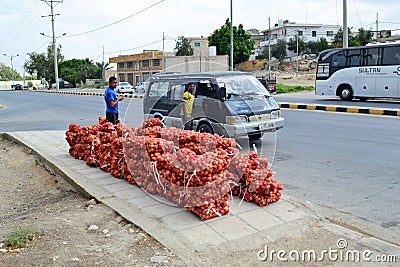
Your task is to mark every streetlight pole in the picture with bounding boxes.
[230,0,233,71]
[3,53,19,87]
[343,0,348,48]
[40,32,66,90]
[41,0,63,91]
[296,30,299,77]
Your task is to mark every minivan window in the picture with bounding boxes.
[170,83,186,100]
[196,80,218,98]
[216,75,269,96]
[148,81,169,98]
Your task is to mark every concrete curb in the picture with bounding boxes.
[279,102,400,117]
[29,90,144,99]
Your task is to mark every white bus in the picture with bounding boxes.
[315,43,400,101]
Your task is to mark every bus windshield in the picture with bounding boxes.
[216,75,270,97]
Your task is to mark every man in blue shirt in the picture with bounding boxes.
[104,76,124,124]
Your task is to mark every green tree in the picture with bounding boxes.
[256,46,269,60]
[175,36,194,56]
[354,28,373,46]
[306,37,329,54]
[24,52,47,80]
[317,37,329,52]
[208,19,255,65]
[287,37,306,54]
[24,44,63,83]
[271,39,287,64]
[332,27,361,48]
[59,58,101,87]
[0,62,22,81]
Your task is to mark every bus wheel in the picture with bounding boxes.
[339,87,353,101]
[197,123,214,134]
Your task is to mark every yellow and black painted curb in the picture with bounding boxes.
[279,102,400,117]
[31,90,144,99]
[25,91,399,117]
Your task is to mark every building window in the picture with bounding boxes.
[118,73,125,82]
[134,61,139,70]
[127,61,133,68]
[194,42,200,47]
[327,31,334,37]
[141,60,150,68]
[297,31,303,36]
[312,31,317,37]
[152,59,160,66]
[118,62,125,69]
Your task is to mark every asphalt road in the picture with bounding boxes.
[1,90,399,244]
[274,90,400,109]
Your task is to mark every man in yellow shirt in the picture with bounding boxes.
[181,82,195,130]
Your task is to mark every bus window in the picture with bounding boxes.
[361,47,379,66]
[345,49,361,67]
[382,46,400,65]
[331,51,345,73]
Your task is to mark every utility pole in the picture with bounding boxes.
[3,53,19,87]
[41,0,63,91]
[343,0,348,48]
[199,51,202,72]
[102,46,105,85]
[162,32,165,72]
[268,17,271,80]
[230,0,233,71]
[376,13,379,41]
[295,30,299,77]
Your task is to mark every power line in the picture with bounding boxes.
[7,0,44,42]
[31,39,52,54]
[352,0,363,28]
[65,0,166,38]
[104,38,178,55]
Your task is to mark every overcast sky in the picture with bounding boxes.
[1,0,399,73]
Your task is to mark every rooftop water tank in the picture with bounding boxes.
[209,46,217,56]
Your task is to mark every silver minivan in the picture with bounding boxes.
[143,71,284,140]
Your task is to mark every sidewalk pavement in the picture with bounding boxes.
[3,130,399,266]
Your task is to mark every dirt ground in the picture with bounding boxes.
[253,61,317,87]
[0,136,185,266]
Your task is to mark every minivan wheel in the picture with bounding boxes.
[198,123,214,134]
[339,87,353,101]
[248,133,263,140]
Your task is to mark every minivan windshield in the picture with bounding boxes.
[216,75,270,97]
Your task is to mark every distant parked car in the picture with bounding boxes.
[23,86,29,90]
[257,77,276,94]
[116,82,134,94]
[135,82,148,93]
[14,84,22,90]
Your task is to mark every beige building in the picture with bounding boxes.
[188,37,209,56]
[109,50,163,86]
[109,38,229,84]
